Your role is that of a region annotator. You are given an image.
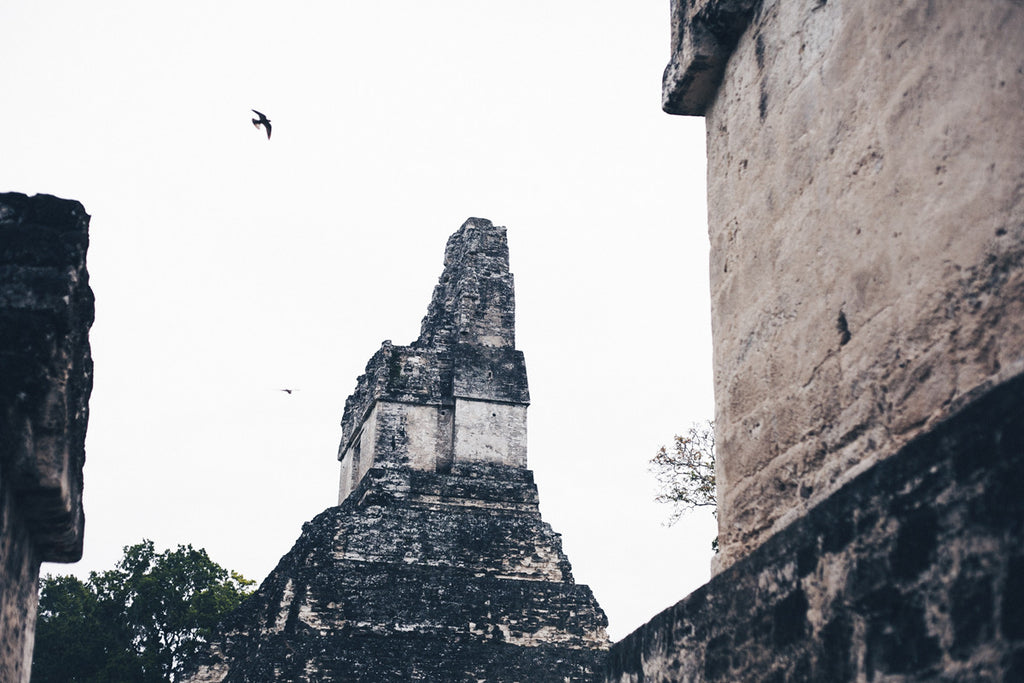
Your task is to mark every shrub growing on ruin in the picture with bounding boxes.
[650,419,717,528]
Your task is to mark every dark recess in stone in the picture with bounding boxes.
[836,310,851,346]
[951,574,994,658]
[865,590,940,675]
[772,588,808,648]
[820,510,855,554]
[1002,555,1024,641]
[890,508,938,580]
[817,615,853,681]
[796,541,817,578]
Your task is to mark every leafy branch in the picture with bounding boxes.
[650,419,717,528]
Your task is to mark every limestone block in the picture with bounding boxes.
[453,399,527,467]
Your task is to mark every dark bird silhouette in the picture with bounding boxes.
[252,109,272,139]
[280,388,296,395]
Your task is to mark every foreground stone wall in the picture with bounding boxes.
[0,193,93,682]
[668,0,1024,570]
[605,374,1024,682]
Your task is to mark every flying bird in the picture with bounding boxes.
[280,388,296,395]
[251,109,271,139]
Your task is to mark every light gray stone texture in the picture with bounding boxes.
[673,0,1024,571]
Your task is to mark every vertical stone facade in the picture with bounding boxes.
[668,0,1024,571]
[0,193,94,683]
[601,2,1023,680]
[185,218,609,682]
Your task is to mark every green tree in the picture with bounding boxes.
[33,540,255,682]
[650,419,717,530]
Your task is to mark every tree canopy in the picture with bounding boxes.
[650,420,717,527]
[33,540,255,682]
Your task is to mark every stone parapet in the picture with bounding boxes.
[604,375,1024,681]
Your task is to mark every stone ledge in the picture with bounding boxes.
[663,0,759,115]
[604,372,1024,680]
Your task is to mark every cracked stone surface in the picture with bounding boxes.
[183,219,608,682]
[668,0,1024,571]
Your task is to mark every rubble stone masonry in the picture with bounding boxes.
[0,192,93,683]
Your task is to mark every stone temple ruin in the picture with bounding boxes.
[5,1,1022,681]
[184,219,609,681]
[175,2,1024,677]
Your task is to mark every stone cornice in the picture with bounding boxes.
[663,0,760,115]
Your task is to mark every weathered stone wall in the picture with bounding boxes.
[187,464,610,682]
[339,401,455,503]
[414,219,517,351]
[668,0,1024,570]
[604,373,1024,682]
[0,192,93,683]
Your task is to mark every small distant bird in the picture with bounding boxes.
[252,109,272,139]
[280,388,295,395]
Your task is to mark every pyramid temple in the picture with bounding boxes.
[184,219,609,682]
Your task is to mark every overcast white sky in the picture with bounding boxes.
[2,1,714,641]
